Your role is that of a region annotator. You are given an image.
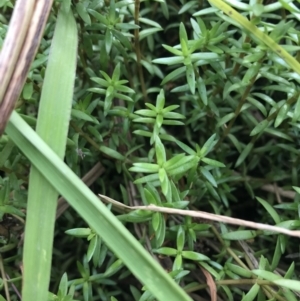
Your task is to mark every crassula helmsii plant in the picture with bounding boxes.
[0,0,300,300]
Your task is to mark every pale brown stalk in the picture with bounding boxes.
[99,194,300,238]
[0,0,54,134]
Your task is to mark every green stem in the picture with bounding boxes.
[134,0,147,102]
[215,62,262,150]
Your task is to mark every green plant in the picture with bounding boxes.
[1,0,300,300]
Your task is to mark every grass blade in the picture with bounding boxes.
[22,8,77,301]
[7,111,192,301]
[207,0,300,75]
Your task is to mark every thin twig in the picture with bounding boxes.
[56,162,105,219]
[5,273,22,300]
[0,255,11,301]
[262,184,295,200]
[99,194,300,238]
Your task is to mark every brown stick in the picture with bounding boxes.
[261,184,295,199]
[0,0,54,134]
[99,194,300,238]
[0,0,35,103]
[56,162,105,219]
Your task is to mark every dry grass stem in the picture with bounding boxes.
[99,194,300,238]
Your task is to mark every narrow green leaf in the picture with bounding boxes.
[153,247,178,256]
[275,103,290,127]
[99,145,125,160]
[76,3,91,25]
[152,56,184,65]
[222,230,257,240]
[226,263,252,278]
[165,155,195,172]
[242,62,260,85]
[115,23,139,30]
[156,89,165,111]
[252,270,282,281]
[162,44,183,56]
[216,113,235,128]
[134,109,157,117]
[177,226,185,251]
[175,140,196,155]
[7,111,192,301]
[22,8,78,301]
[164,154,186,169]
[181,251,210,261]
[173,254,183,270]
[293,186,300,195]
[71,109,99,123]
[293,94,300,122]
[163,111,185,120]
[220,286,234,301]
[155,136,166,165]
[201,157,225,167]
[65,228,91,237]
[161,66,186,85]
[139,17,162,28]
[197,77,207,105]
[247,96,267,117]
[235,142,253,167]
[159,168,169,195]
[178,1,198,14]
[272,279,300,292]
[200,167,217,187]
[271,236,282,270]
[87,235,98,262]
[113,29,132,50]
[129,163,160,173]
[134,173,159,184]
[0,139,14,167]
[58,273,68,296]
[23,82,33,100]
[256,197,280,224]
[186,64,195,94]
[162,120,185,125]
[139,28,163,41]
[167,157,197,176]
[193,7,219,16]
[144,185,160,205]
[105,29,113,54]
[190,52,218,61]
[104,259,123,277]
[264,128,293,141]
[152,212,160,232]
[155,213,166,247]
[242,283,260,301]
[179,22,188,44]
[200,134,216,156]
[250,120,269,136]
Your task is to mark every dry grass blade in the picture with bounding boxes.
[200,266,217,301]
[0,0,54,134]
[99,194,300,238]
[0,0,35,103]
[262,184,295,199]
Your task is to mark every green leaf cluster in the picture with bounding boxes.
[1,0,300,300]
